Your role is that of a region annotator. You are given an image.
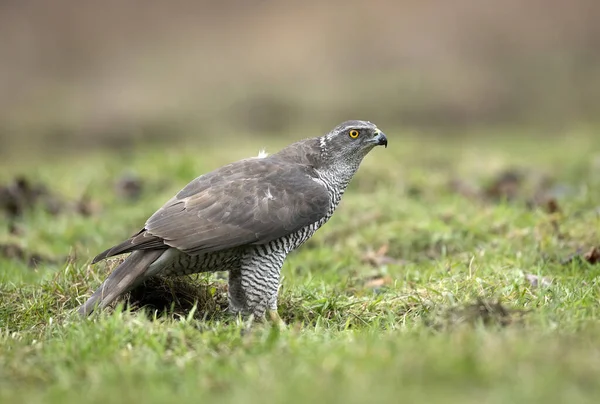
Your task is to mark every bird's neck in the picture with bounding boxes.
[316,159,362,201]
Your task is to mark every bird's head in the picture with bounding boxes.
[269,120,387,174]
[320,120,387,165]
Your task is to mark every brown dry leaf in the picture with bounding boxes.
[527,192,563,213]
[363,275,393,289]
[524,273,553,288]
[561,246,600,265]
[583,246,600,264]
[544,197,561,214]
[484,170,522,201]
[361,244,405,267]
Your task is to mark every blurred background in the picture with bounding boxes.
[1,0,599,156]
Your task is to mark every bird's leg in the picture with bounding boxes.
[229,249,287,326]
[227,267,246,316]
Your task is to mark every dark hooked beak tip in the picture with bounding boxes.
[376,132,388,148]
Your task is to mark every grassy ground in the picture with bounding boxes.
[1,127,600,404]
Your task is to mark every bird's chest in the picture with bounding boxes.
[282,191,344,252]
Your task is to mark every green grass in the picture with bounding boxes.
[1,128,600,404]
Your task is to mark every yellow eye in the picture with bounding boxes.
[349,129,359,139]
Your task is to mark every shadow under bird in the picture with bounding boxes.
[79,120,388,324]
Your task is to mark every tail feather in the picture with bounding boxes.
[78,250,164,316]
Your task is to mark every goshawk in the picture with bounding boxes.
[78,120,387,323]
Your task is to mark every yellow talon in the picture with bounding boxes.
[267,309,287,329]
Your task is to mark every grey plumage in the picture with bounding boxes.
[78,120,387,320]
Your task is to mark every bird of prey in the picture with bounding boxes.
[78,120,388,323]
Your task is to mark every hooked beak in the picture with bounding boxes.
[374,131,388,148]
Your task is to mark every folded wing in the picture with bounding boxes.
[92,157,330,263]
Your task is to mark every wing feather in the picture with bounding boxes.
[94,156,330,261]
